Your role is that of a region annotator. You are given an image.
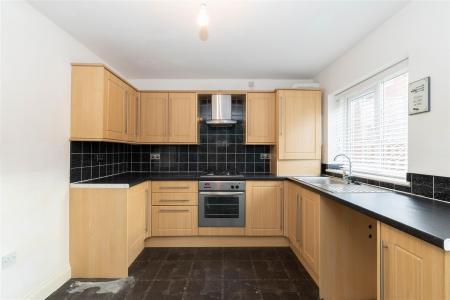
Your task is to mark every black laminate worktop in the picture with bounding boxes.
[70,172,450,251]
[288,177,450,251]
[72,172,285,187]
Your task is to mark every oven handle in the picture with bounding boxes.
[199,192,244,196]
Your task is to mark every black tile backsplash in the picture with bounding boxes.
[70,95,272,183]
[323,164,450,203]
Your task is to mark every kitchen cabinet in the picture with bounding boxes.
[245,181,283,236]
[320,196,377,299]
[300,187,320,279]
[246,92,276,144]
[152,206,198,236]
[71,64,139,142]
[287,182,302,252]
[276,90,321,160]
[139,92,198,144]
[380,223,448,300]
[69,181,149,278]
[126,88,139,141]
[151,181,198,236]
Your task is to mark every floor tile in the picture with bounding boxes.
[128,260,162,280]
[257,280,300,300]
[157,260,193,279]
[146,279,187,300]
[135,247,169,261]
[191,260,223,280]
[223,279,262,300]
[223,247,252,261]
[223,260,256,280]
[194,247,224,260]
[253,261,289,279]
[184,280,222,300]
[123,280,152,300]
[250,248,280,260]
[166,248,197,261]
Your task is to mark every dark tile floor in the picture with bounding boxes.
[47,247,319,300]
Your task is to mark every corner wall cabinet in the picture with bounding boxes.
[246,92,276,144]
[71,64,139,142]
[69,181,149,278]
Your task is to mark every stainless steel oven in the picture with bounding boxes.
[199,181,245,227]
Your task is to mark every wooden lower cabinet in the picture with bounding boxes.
[245,181,284,236]
[287,182,302,252]
[380,223,448,300]
[152,206,198,236]
[320,196,377,300]
[69,181,149,278]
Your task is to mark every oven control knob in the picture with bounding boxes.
[231,186,235,189]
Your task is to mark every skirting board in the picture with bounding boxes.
[145,236,290,247]
[23,267,71,300]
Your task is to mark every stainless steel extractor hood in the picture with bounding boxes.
[206,94,237,126]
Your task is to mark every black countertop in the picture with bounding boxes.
[288,177,450,251]
[70,172,449,251]
[73,172,285,187]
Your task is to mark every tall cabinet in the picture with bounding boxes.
[273,90,322,175]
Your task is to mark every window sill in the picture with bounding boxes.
[325,169,410,187]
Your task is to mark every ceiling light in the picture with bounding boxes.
[197,3,208,27]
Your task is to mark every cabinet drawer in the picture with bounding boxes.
[152,192,198,206]
[151,206,198,236]
[151,181,198,193]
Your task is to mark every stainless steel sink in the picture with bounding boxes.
[293,176,388,193]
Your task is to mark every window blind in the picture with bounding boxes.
[335,64,408,181]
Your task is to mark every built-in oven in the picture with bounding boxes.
[198,181,245,227]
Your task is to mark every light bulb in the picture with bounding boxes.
[197,3,208,27]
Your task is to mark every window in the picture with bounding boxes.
[335,63,408,181]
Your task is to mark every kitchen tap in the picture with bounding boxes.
[333,154,353,184]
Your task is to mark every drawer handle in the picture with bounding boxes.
[159,199,190,202]
[159,186,191,190]
[159,209,190,213]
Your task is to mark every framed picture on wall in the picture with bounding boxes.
[408,77,430,115]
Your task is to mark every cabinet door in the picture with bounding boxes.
[152,206,198,236]
[288,183,302,252]
[104,72,127,140]
[139,92,169,143]
[246,92,276,144]
[126,88,139,142]
[246,181,283,236]
[127,182,147,266]
[168,93,198,144]
[300,187,320,278]
[277,90,321,159]
[381,224,445,300]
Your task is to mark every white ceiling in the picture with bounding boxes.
[29,0,408,79]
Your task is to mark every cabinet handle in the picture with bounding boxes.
[159,199,190,202]
[136,95,140,137]
[380,240,388,300]
[280,96,284,136]
[159,209,189,213]
[159,186,191,190]
[124,91,128,135]
[296,194,302,245]
[145,189,149,233]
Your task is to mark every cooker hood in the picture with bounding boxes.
[206,94,237,126]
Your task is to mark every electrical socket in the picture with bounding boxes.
[2,252,16,269]
[150,153,160,160]
[260,153,271,160]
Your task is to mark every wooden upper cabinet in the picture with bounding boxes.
[139,92,169,143]
[139,92,198,144]
[245,181,283,236]
[246,92,276,144]
[126,88,139,141]
[277,90,321,160]
[168,93,198,143]
[380,223,447,300]
[71,65,138,142]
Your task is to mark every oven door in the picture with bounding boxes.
[199,192,245,227]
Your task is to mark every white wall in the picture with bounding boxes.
[316,1,450,177]
[130,78,318,91]
[0,2,107,298]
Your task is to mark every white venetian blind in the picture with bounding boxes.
[335,61,408,181]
